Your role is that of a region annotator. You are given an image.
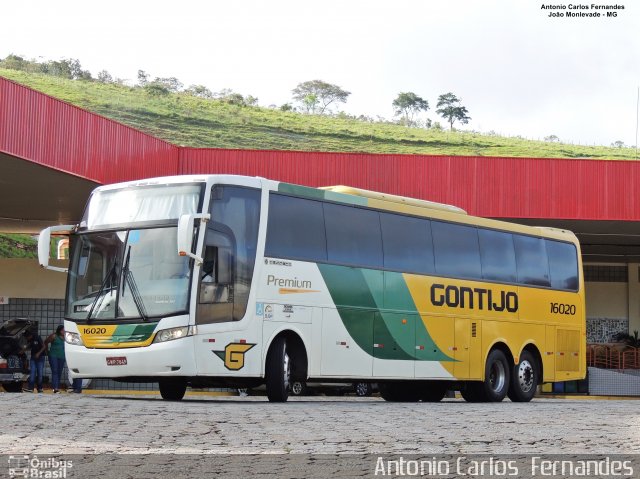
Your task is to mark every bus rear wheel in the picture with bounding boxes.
[507,350,537,402]
[265,336,290,402]
[159,378,187,401]
[462,349,510,402]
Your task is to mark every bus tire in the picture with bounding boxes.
[481,349,510,402]
[159,378,187,401]
[265,336,290,402]
[379,382,420,402]
[419,382,447,402]
[507,350,537,402]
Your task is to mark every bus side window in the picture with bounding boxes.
[199,245,232,304]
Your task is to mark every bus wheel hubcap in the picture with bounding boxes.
[518,360,534,393]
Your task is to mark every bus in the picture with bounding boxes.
[37,175,585,402]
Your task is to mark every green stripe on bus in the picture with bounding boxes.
[277,183,368,206]
[109,323,156,343]
[318,264,453,361]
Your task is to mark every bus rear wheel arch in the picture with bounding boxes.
[265,331,308,402]
[462,348,511,402]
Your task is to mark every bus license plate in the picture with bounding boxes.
[106,357,127,366]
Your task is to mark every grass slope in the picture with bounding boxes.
[1,68,637,160]
[0,234,37,259]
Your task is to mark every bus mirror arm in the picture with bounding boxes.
[177,213,210,265]
[38,225,75,273]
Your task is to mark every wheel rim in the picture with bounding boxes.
[283,349,290,391]
[488,360,506,393]
[517,360,534,393]
[356,383,368,396]
[291,381,302,395]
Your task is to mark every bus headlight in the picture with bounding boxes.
[153,326,194,343]
[65,331,84,346]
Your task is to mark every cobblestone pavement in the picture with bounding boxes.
[1,393,639,455]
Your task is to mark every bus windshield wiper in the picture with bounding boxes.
[121,246,149,322]
[86,261,117,324]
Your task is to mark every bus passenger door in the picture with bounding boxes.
[320,308,373,377]
[372,312,415,378]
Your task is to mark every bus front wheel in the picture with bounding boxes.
[507,350,537,402]
[159,378,187,401]
[265,336,290,402]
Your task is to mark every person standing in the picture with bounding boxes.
[22,329,46,393]
[45,325,66,393]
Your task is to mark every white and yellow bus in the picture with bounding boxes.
[38,175,585,402]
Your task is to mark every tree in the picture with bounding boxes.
[153,77,183,92]
[42,58,91,80]
[544,135,559,143]
[97,70,113,83]
[143,82,170,96]
[436,92,471,130]
[137,70,149,86]
[185,84,213,99]
[611,140,625,148]
[301,93,319,113]
[0,54,29,71]
[292,80,350,114]
[245,95,259,106]
[392,92,429,126]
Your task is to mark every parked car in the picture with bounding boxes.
[0,319,37,392]
[290,381,377,397]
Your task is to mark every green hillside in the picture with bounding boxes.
[1,68,636,160]
[0,234,37,259]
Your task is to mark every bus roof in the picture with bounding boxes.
[92,175,578,244]
[320,185,467,215]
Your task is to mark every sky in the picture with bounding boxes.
[2,0,639,146]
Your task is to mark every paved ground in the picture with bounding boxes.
[2,392,639,455]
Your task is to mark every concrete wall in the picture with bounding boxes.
[585,282,628,319]
[584,263,640,342]
[0,258,67,299]
[627,263,640,335]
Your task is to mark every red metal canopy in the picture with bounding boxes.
[1,75,639,232]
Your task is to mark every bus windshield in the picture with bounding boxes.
[83,184,201,230]
[67,227,191,322]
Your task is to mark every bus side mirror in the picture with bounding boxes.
[38,225,74,273]
[177,213,210,265]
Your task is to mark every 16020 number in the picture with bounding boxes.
[550,303,576,315]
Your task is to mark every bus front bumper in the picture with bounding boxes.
[66,336,197,378]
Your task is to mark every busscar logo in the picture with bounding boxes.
[213,342,256,370]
